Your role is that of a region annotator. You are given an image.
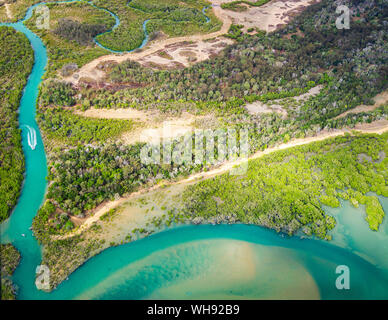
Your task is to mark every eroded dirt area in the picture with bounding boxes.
[335,90,388,119]
[62,1,320,84]
[211,0,320,32]
[245,85,323,118]
[136,37,234,69]
[76,107,219,145]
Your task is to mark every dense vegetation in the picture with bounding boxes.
[1,244,21,300]
[221,0,271,12]
[0,26,34,223]
[20,0,221,76]
[53,18,109,46]
[39,80,76,106]
[45,0,386,170]
[37,108,134,146]
[94,0,220,51]
[78,0,387,123]
[33,0,388,228]
[34,132,388,291]
[43,143,202,217]
[25,1,116,77]
[181,133,388,238]
[15,0,388,291]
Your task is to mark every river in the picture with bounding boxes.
[0,1,387,300]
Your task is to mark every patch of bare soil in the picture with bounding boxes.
[63,5,232,85]
[56,119,388,240]
[137,37,234,70]
[75,107,151,122]
[335,90,388,119]
[245,101,287,117]
[245,85,323,118]
[4,3,12,19]
[211,0,320,32]
[76,108,218,145]
[353,119,388,133]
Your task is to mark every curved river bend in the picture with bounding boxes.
[0,2,387,300]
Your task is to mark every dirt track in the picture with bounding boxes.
[63,1,321,83]
[64,5,232,84]
[335,90,388,119]
[59,120,388,239]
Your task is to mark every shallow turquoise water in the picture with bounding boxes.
[0,1,387,300]
[14,220,388,300]
[0,19,49,299]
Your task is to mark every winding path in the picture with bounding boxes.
[335,90,388,119]
[64,5,232,84]
[58,120,388,239]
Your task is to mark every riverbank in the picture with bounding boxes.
[63,3,232,84]
[2,0,387,299]
[56,120,388,240]
[62,0,324,83]
[335,90,388,119]
[39,127,388,290]
[0,244,21,300]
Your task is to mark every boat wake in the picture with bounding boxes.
[24,125,37,150]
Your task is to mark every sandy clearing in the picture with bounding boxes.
[62,0,320,82]
[81,182,190,245]
[75,107,151,122]
[245,85,323,118]
[293,85,323,101]
[121,119,195,145]
[55,119,388,239]
[75,107,215,145]
[3,3,13,19]
[137,37,234,69]
[335,90,388,119]
[245,100,287,117]
[353,119,388,133]
[211,0,320,32]
[63,6,232,85]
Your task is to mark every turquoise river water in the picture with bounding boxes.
[0,2,387,300]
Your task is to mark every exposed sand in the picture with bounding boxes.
[55,178,192,241]
[56,119,388,240]
[76,107,215,145]
[293,85,323,101]
[63,5,232,85]
[121,119,195,145]
[76,239,320,300]
[137,37,234,69]
[75,107,151,122]
[0,2,12,21]
[61,0,321,82]
[4,3,12,19]
[245,100,287,117]
[245,85,323,118]
[335,90,388,119]
[211,0,320,32]
[353,119,388,133]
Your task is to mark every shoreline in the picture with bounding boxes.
[55,120,388,240]
[42,127,388,291]
[62,0,321,84]
[63,4,232,84]
[3,0,386,298]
